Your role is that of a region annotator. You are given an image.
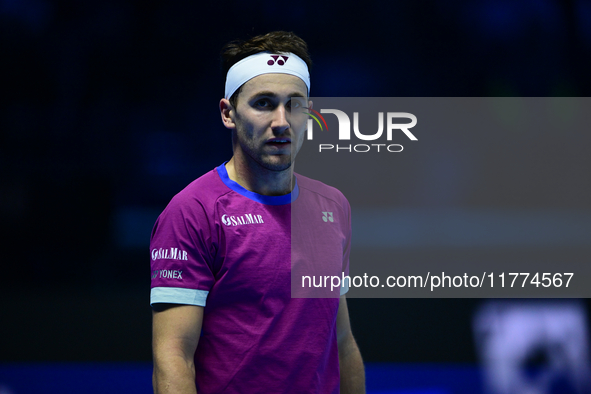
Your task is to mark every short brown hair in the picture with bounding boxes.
[221,31,312,107]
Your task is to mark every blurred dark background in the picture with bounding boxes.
[1,0,591,386]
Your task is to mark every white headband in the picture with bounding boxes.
[224,52,310,100]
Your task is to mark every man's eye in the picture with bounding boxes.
[288,99,303,109]
[255,100,270,108]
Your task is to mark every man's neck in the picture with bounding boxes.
[225,156,295,196]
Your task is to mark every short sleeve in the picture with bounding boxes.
[150,195,216,307]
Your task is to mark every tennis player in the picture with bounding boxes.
[150,31,365,394]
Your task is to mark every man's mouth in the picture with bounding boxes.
[266,138,291,147]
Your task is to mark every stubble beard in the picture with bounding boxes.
[249,147,293,172]
[236,128,299,173]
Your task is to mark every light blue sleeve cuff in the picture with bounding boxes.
[340,282,349,296]
[150,287,209,307]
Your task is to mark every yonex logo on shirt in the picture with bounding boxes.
[151,247,188,261]
[152,269,183,280]
[322,212,334,222]
[222,213,264,227]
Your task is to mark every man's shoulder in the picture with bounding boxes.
[295,173,349,208]
[151,167,229,241]
[165,166,229,213]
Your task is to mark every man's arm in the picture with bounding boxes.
[152,304,203,394]
[336,295,366,394]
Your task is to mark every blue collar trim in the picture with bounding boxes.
[216,163,299,205]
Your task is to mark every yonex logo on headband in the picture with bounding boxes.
[268,55,289,66]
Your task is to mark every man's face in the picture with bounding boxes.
[230,73,309,172]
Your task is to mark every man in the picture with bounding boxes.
[150,31,365,393]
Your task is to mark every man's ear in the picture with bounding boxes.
[307,100,313,111]
[220,98,236,130]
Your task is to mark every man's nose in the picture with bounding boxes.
[271,105,290,132]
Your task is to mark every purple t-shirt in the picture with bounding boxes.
[150,163,351,393]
